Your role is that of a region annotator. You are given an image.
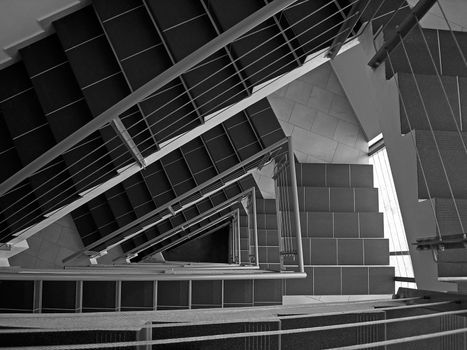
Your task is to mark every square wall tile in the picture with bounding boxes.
[341,267,369,294]
[338,239,363,265]
[310,238,337,265]
[314,267,341,295]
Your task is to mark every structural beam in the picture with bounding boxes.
[110,119,146,168]
[0,0,299,196]
[368,0,437,68]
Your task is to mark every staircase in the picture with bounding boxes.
[385,25,467,279]
[278,163,394,296]
[0,0,349,256]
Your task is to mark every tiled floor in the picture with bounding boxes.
[267,62,369,164]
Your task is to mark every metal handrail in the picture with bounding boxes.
[0,0,299,197]
[273,137,305,273]
[63,137,288,263]
[114,187,258,262]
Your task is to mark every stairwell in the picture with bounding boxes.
[383,25,467,282]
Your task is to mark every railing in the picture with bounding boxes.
[273,137,305,273]
[1,289,466,349]
[229,208,241,264]
[64,137,287,264]
[0,0,371,245]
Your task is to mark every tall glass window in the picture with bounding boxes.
[370,144,416,292]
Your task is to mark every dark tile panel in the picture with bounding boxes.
[313,266,341,295]
[364,239,390,265]
[192,280,222,307]
[82,281,116,312]
[307,212,333,237]
[93,0,142,22]
[121,281,154,311]
[157,280,189,309]
[224,280,253,305]
[310,238,337,265]
[334,213,359,238]
[337,239,363,265]
[54,6,103,49]
[20,35,67,76]
[42,281,76,312]
[0,62,31,101]
[0,280,34,312]
[101,6,161,60]
[341,267,369,294]
[369,267,395,294]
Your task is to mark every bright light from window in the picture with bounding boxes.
[370,146,416,292]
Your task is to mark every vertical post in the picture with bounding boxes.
[252,188,259,267]
[273,162,284,270]
[236,209,241,265]
[287,137,304,273]
[33,280,42,313]
[75,280,83,313]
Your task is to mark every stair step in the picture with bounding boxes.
[280,186,379,212]
[146,0,249,114]
[104,185,137,227]
[121,174,157,218]
[282,0,342,57]
[0,61,76,213]
[71,206,100,246]
[87,195,119,238]
[398,72,466,134]
[94,0,201,145]
[54,6,156,159]
[0,182,43,236]
[434,198,467,236]
[0,113,23,183]
[387,28,467,78]
[209,0,298,87]
[296,163,374,188]
[256,198,276,214]
[257,228,279,247]
[415,130,467,198]
[19,34,117,193]
[299,237,389,266]
[284,265,394,295]
[301,211,384,238]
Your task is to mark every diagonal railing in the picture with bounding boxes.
[0,0,368,246]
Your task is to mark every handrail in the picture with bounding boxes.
[63,137,287,263]
[114,188,257,262]
[146,211,236,259]
[368,0,437,68]
[0,0,298,196]
[0,267,306,281]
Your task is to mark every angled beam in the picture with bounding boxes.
[149,211,235,258]
[326,0,362,59]
[10,36,360,247]
[62,139,285,264]
[110,119,146,168]
[116,188,255,261]
[0,0,298,196]
[368,0,437,68]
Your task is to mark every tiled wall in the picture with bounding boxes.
[268,62,369,164]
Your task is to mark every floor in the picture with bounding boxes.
[8,214,123,268]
